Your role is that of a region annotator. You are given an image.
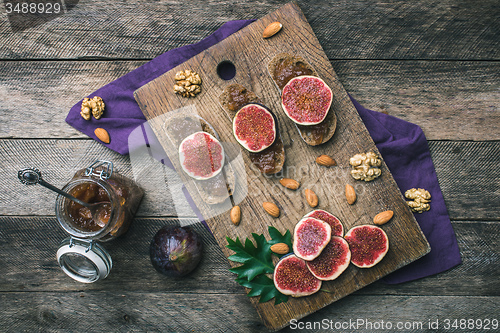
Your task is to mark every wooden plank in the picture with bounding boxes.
[0,0,498,60]
[133,3,429,329]
[0,292,497,332]
[2,140,499,220]
[335,60,500,141]
[0,218,497,296]
[1,60,498,141]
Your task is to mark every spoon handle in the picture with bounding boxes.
[18,167,90,208]
[38,179,90,207]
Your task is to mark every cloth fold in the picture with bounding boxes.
[66,19,461,284]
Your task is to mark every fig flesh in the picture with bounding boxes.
[178,131,225,180]
[273,254,322,297]
[306,236,351,281]
[293,217,332,261]
[304,209,344,237]
[281,75,333,125]
[150,225,203,277]
[344,225,389,268]
[232,103,276,152]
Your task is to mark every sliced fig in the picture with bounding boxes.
[293,217,332,261]
[273,254,322,297]
[344,225,389,268]
[233,103,276,153]
[306,236,351,281]
[178,131,225,180]
[281,75,333,126]
[304,209,344,237]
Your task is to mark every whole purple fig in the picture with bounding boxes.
[150,225,203,277]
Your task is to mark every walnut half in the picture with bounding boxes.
[80,96,105,120]
[349,151,382,181]
[405,188,431,213]
[173,70,202,97]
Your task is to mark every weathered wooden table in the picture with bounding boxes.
[1,1,498,331]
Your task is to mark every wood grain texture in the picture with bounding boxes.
[1,60,498,140]
[0,0,498,60]
[1,292,497,332]
[1,217,498,296]
[134,3,429,329]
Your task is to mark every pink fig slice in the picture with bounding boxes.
[293,217,332,261]
[306,236,351,281]
[233,103,276,152]
[281,75,333,125]
[273,254,322,297]
[178,131,225,180]
[304,209,344,237]
[344,225,389,268]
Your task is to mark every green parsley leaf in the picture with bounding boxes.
[236,275,288,305]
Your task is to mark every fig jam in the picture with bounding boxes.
[67,183,111,232]
[273,58,313,90]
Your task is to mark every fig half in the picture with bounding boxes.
[273,254,322,297]
[306,236,351,281]
[281,75,333,125]
[304,209,344,237]
[344,225,389,268]
[178,131,225,180]
[232,103,276,153]
[293,217,332,261]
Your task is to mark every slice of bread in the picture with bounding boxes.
[268,53,337,146]
[163,113,235,205]
[219,84,285,174]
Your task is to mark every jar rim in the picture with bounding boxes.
[55,178,118,240]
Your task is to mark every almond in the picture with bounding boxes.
[279,178,300,190]
[230,206,241,226]
[373,210,394,225]
[263,21,282,38]
[345,184,356,205]
[270,243,289,255]
[316,154,336,167]
[94,128,110,144]
[305,189,318,208]
[263,202,280,218]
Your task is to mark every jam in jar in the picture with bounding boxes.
[55,160,143,283]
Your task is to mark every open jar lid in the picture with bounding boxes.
[56,237,112,283]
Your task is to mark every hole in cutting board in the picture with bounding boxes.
[217,61,236,80]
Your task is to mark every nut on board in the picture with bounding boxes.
[405,188,431,213]
[349,151,382,181]
[174,70,202,97]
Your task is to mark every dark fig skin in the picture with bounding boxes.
[150,225,203,278]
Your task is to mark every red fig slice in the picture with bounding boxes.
[293,217,332,261]
[306,236,351,281]
[304,209,344,237]
[178,131,225,180]
[344,225,389,268]
[273,254,322,297]
[233,103,276,152]
[281,75,333,125]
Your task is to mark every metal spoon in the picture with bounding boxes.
[18,168,110,227]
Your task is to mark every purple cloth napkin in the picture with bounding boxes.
[66,20,461,284]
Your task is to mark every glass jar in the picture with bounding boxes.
[55,160,144,283]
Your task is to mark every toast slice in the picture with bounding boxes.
[268,53,337,146]
[219,83,285,174]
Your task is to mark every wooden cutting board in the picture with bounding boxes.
[134,2,430,330]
